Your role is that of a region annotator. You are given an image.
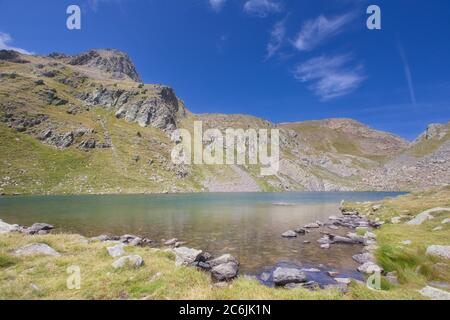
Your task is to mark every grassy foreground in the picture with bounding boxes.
[1,187,449,300]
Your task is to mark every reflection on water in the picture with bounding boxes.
[0,192,403,273]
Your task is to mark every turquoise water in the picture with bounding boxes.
[0,192,403,273]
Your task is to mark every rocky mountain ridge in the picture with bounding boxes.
[0,49,448,194]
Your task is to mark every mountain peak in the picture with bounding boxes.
[49,49,142,82]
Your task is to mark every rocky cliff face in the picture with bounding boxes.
[0,49,448,194]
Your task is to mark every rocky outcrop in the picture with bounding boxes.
[66,49,142,82]
[14,243,60,257]
[407,208,450,225]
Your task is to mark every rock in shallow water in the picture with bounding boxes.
[208,254,239,268]
[281,230,297,238]
[272,267,307,286]
[14,243,60,257]
[211,262,239,282]
[25,223,54,235]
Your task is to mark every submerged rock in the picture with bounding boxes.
[281,230,297,238]
[14,243,60,257]
[303,223,320,229]
[273,267,307,286]
[112,255,144,269]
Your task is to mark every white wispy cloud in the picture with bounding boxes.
[293,13,354,51]
[266,18,287,59]
[294,54,365,100]
[0,32,32,55]
[209,0,226,12]
[397,42,417,107]
[243,0,282,18]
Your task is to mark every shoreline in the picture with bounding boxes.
[1,187,449,300]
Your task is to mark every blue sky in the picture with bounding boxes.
[1,0,449,140]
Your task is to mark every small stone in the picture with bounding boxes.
[112,255,144,269]
[334,278,351,285]
[357,262,383,274]
[107,244,126,258]
[328,225,339,230]
[433,226,443,231]
[294,227,306,234]
[385,272,399,285]
[320,243,330,249]
[327,271,339,277]
[352,253,375,264]
[442,218,450,224]
[400,240,412,245]
[304,223,320,229]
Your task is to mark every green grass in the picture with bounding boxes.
[343,187,450,296]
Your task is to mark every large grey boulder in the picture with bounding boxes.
[208,254,239,268]
[107,244,126,258]
[211,262,239,281]
[173,247,203,267]
[14,243,60,257]
[112,255,144,269]
[426,245,450,259]
[272,267,307,286]
[0,219,20,234]
[407,208,450,225]
[25,223,54,235]
[418,286,450,300]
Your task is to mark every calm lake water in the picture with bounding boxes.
[0,192,403,275]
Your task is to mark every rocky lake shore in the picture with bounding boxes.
[1,187,449,300]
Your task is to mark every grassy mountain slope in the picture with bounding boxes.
[0,49,448,194]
